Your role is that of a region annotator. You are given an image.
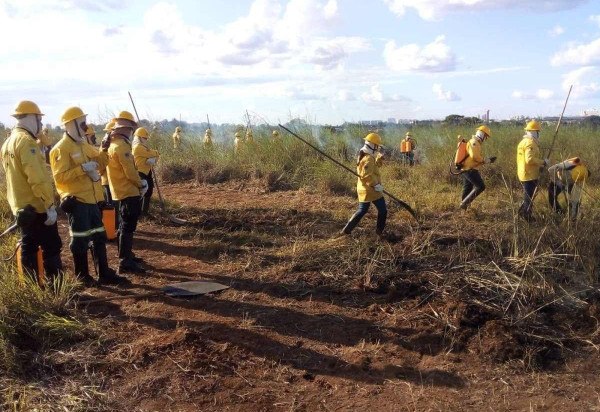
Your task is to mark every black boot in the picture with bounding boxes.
[92,242,130,285]
[141,196,151,216]
[460,189,479,210]
[118,231,145,274]
[43,253,64,290]
[73,252,96,287]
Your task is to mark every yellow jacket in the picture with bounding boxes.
[517,136,544,182]
[462,136,485,171]
[82,142,108,202]
[50,134,102,205]
[356,152,383,202]
[107,136,143,201]
[1,128,55,214]
[133,138,160,175]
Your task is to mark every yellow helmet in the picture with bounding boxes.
[12,100,44,117]
[85,125,95,136]
[405,131,413,137]
[60,106,87,125]
[364,132,382,146]
[103,119,116,131]
[115,111,135,122]
[525,120,541,131]
[175,126,182,132]
[234,132,241,138]
[272,130,279,136]
[205,128,212,134]
[571,165,589,183]
[134,127,149,138]
[476,125,491,137]
[246,129,253,136]
[113,111,137,129]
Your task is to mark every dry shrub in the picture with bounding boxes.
[160,163,195,183]
[262,170,293,192]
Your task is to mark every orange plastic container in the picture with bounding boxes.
[400,140,413,153]
[454,137,468,168]
[102,207,117,240]
[16,244,45,285]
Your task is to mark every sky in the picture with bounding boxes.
[0,0,599,126]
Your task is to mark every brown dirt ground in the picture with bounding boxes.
[57,182,600,411]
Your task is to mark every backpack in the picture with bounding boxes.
[454,136,469,170]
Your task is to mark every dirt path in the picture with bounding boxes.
[74,182,600,411]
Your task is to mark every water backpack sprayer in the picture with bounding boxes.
[400,138,416,154]
[450,136,469,176]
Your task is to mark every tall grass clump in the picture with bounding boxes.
[0,194,93,376]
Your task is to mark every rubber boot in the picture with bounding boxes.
[118,231,146,274]
[141,195,151,217]
[460,188,479,210]
[341,214,362,235]
[73,252,96,287]
[43,253,64,291]
[92,242,130,285]
[21,251,41,286]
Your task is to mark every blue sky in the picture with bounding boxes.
[0,0,599,126]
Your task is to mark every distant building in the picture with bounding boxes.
[387,118,397,124]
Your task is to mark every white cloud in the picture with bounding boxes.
[512,89,555,100]
[304,37,370,70]
[383,0,588,21]
[383,35,456,72]
[550,37,600,66]
[361,84,410,103]
[337,90,356,101]
[283,85,325,100]
[549,25,565,37]
[590,15,600,27]
[562,67,600,99]
[432,83,460,101]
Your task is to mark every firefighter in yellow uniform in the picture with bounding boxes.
[246,129,254,143]
[100,120,115,204]
[50,107,126,286]
[104,111,148,274]
[83,125,109,205]
[547,158,590,220]
[517,120,548,221]
[234,131,242,153]
[204,128,213,146]
[38,126,53,164]
[172,126,182,149]
[459,125,496,210]
[400,132,417,166]
[341,132,387,236]
[272,130,280,139]
[1,100,63,283]
[133,127,160,216]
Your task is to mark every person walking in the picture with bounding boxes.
[517,120,548,221]
[341,132,387,237]
[400,132,417,166]
[459,125,496,210]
